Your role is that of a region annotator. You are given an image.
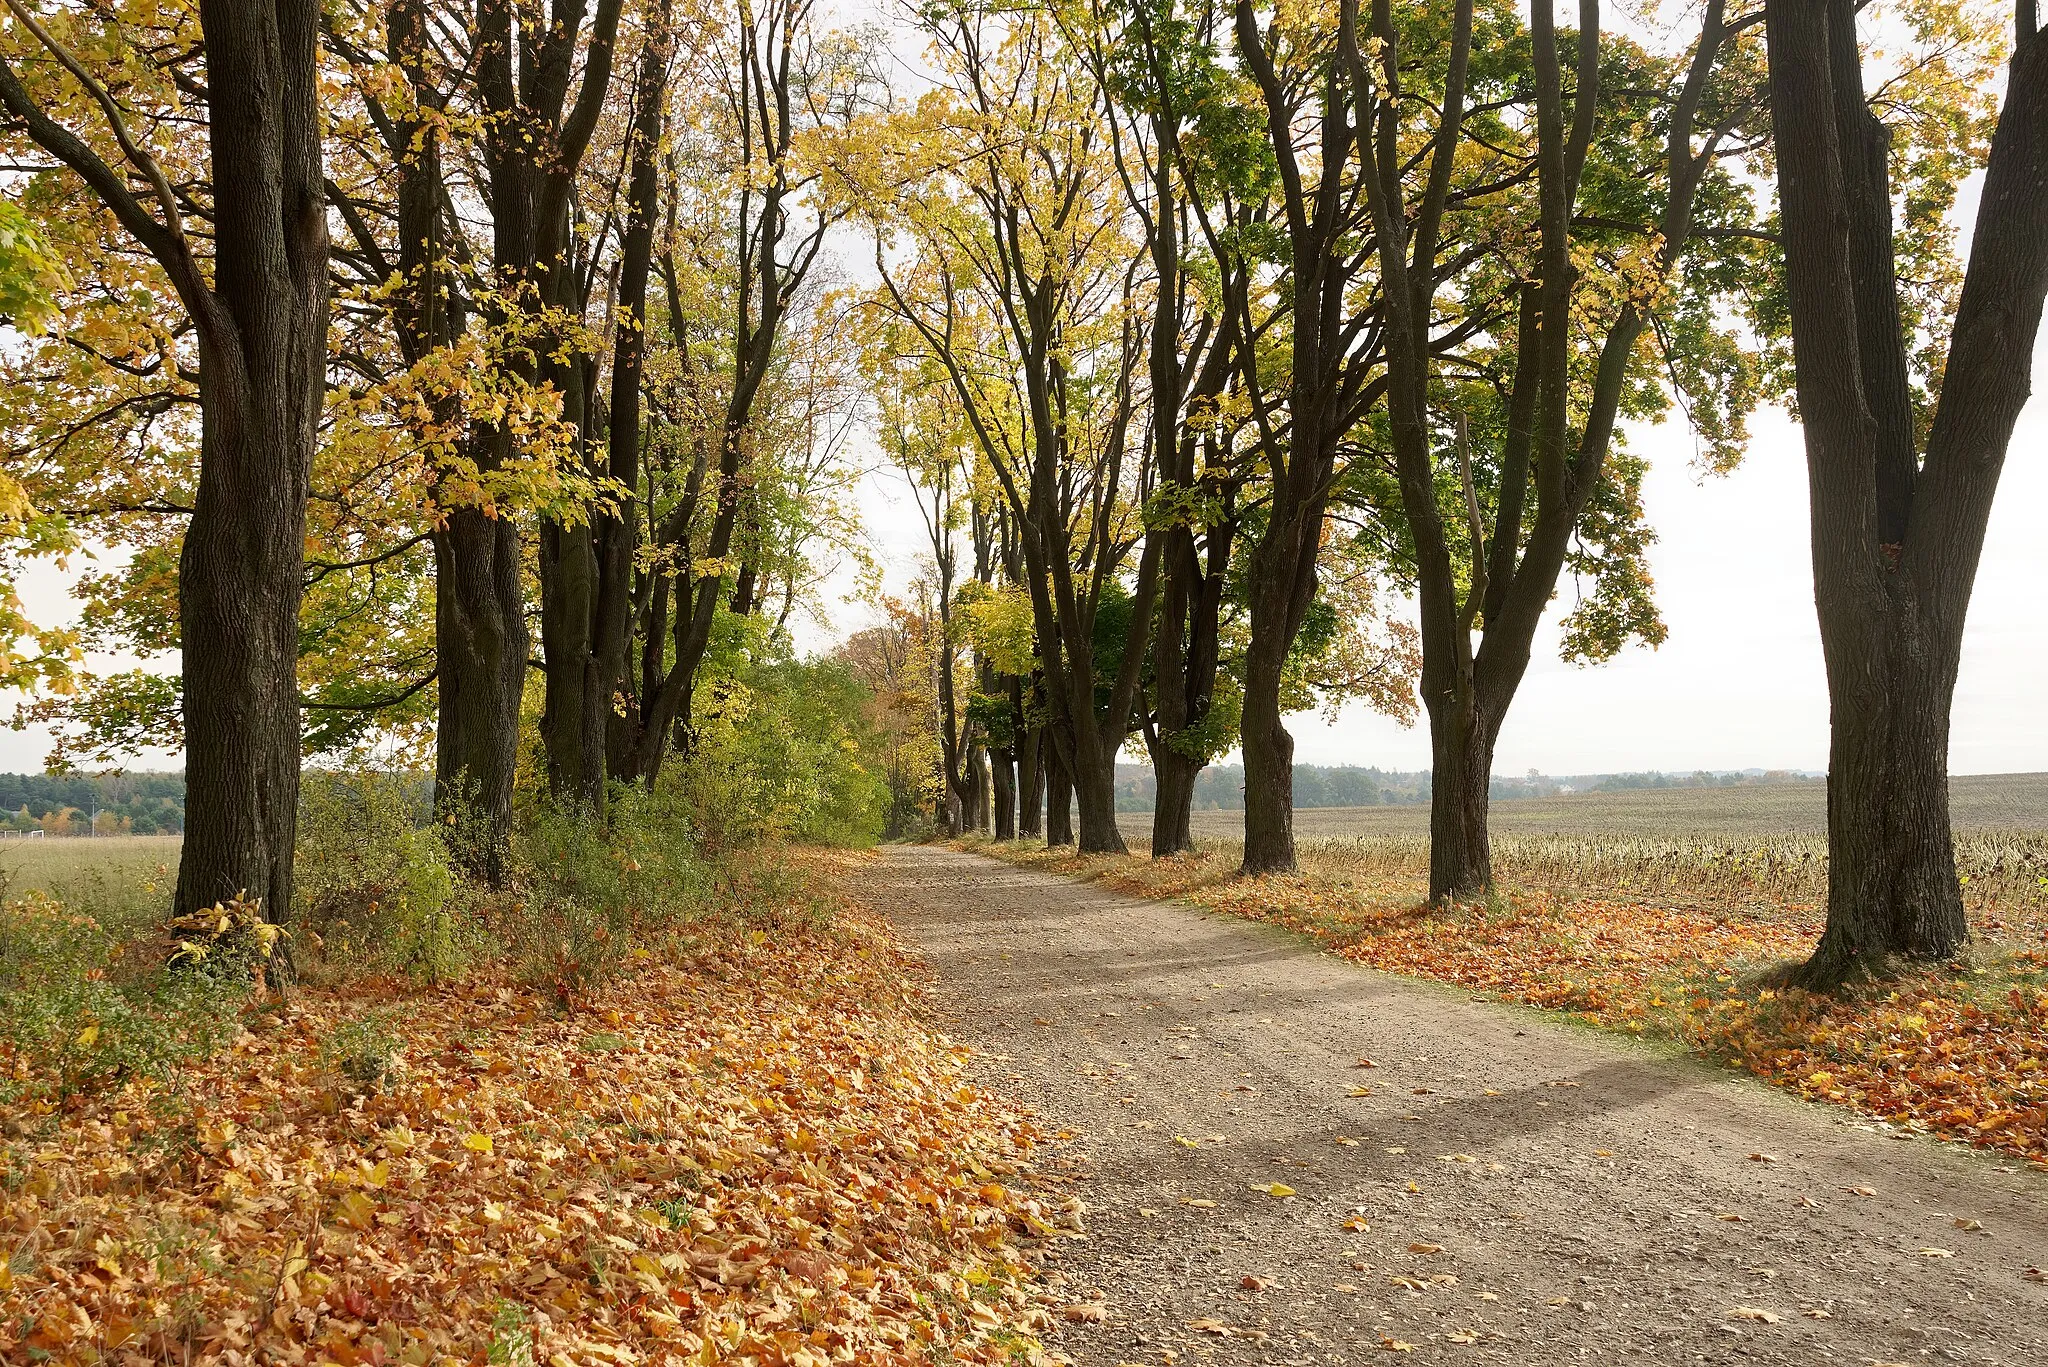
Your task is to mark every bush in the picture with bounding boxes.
[297,770,478,982]
[0,893,250,1106]
[505,779,714,1005]
[678,658,887,851]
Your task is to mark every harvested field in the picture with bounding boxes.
[1118,771,2048,841]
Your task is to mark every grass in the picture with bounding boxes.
[0,836,182,943]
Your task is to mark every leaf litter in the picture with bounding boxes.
[0,879,1059,1366]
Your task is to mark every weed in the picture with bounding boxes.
[322,1011,402,1095]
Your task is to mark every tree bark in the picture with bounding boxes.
[1425,685,1496,900]
[1150,748,1201,858]
[158,0,328,924]
[1044,744,1075,847]
[1018,724,1045,839]
[433,510,526,884]
[1238,611,1297,874]
[594,14,669,803]
[991,746,1016,839]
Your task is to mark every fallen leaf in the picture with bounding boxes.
[1341,1216,1371,1232]
[1806,1309,1832,1319]
[461,1131,494,1156]
[1844,1185,1877,1196]
[1716,1212,1746,1222]
[2022,1267,2046,1283]
[1380,1337,1415,1352]
[1916,1248,1955,1258]
[1953,1218,1983,1232]
[1174,1136,1201,1148]
[1348,1086,1374,1097]
[1252,1182,1297,1198]
[1354,1058,1378,1069]
[1408,1243,1443,1254]
[1181,1197,1217,1208]
[1730,1307,1782,1324]
[1335,1136,1361,1146]
[1188,1318,1231,1335]
[1332,1283,1358,1293]
[1446,1330,1480,1344]
[1063,1302,1108,1323]
[1240,1275,1272,1291]
[1748,1153,1778,1163]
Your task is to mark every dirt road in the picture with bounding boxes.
[870,845,2048,1366]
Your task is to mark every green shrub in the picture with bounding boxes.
[506,780,714,1004]
[297,771,478,982]
[0,893,249,1105]
[677,658,887,850]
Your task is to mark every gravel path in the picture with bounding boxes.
[869,845,2048,1366]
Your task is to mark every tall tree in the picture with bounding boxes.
[1363,0,1767,898]
[0,0,329,923]
[1765,0,2048,984]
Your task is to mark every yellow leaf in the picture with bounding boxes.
[1173,1135,1201,1148]
[1253,1182,1296,1198]
[334,1191,376,1231]
[76,1024,99,1048]
[1446,1330,1480,1344]
[462,1132,494,1155]
[1730,1307,1782,1324]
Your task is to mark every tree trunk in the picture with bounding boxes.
[1044,745,1074,847]
[966,743,990,834]
[1151,748,1201,857]
[433,509,527,885]
[1067,721,1125,854]
[1018,725,1045,839]
[1801,605,1966,983]
[1425,683,1496,901]
[992,746,1017,839]
[539,513,599,804]
[1238,623,1296,875]
[171,0,328,926]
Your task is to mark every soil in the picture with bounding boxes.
[867,844,2048,1366]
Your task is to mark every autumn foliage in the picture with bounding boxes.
[0,855,1061,1365]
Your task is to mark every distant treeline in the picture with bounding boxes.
[1113,765,1818,813]
[0,772,184,835]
